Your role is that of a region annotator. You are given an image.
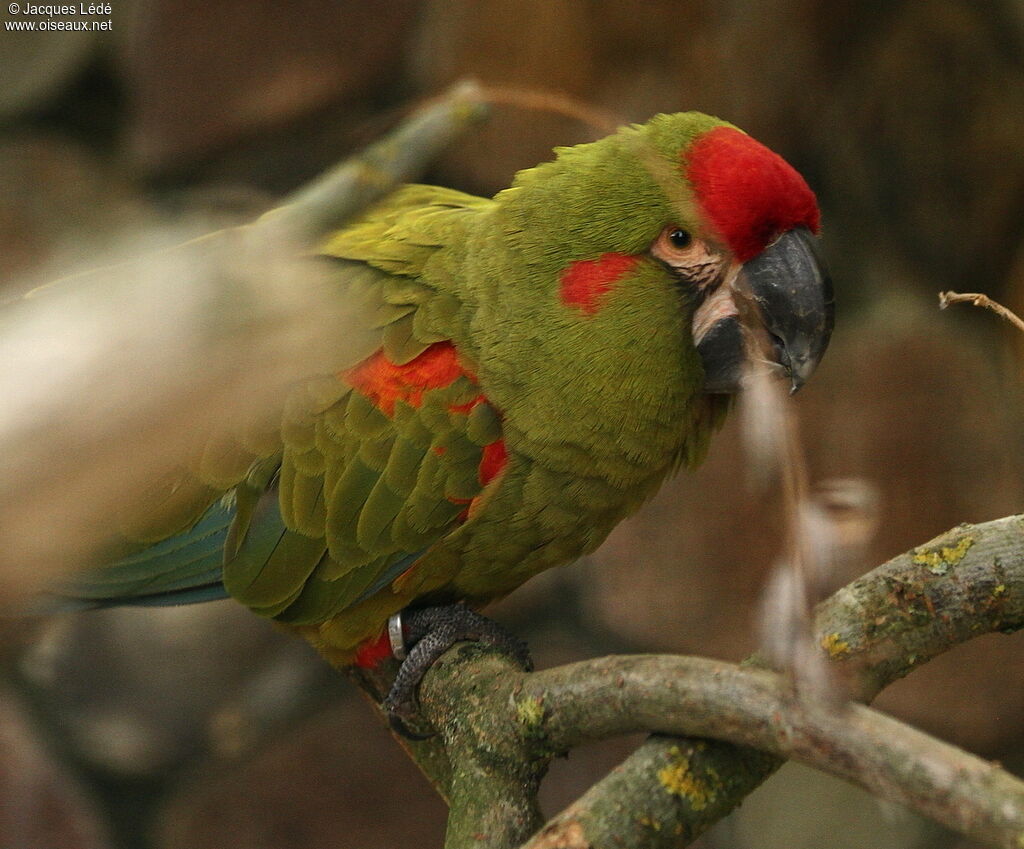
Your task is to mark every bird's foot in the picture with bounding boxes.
[382,604,533,738]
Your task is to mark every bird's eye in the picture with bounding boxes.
[668,228,691,249]
[653,224,700,262]
[650,225,724,288]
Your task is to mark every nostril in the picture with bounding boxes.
[767,331,789,369]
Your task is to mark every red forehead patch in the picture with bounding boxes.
[685,127,820,263]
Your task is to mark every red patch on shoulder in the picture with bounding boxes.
[685,127,820,262]
[559,252,641,315]
[353,629,393,668]
[345,342,470,416]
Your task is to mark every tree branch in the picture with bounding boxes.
[521,515,1024,848]
[815,514,1024,701]
[511,655,1024,847]
[353,515,1024,848]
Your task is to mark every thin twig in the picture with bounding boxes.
[939,290,1024,334]
[472,84,621,136]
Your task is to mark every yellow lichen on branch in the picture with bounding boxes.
[911,534,974,575]
[657,745,721,811]
[821,632,851,658]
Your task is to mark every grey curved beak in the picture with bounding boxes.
[742,227,833,392]
[696,227,833,394]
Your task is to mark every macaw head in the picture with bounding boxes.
[493,112,833,400]
[663,117,832,393]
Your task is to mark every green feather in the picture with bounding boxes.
[222,493,326,609]
[339,391,389,439]
[325,455,380,549]
[382,313,428,364]
[356,478,407,550]
[466,401,501,445]
[383,432,429,495]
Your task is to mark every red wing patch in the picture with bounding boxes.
[478,439,507,486]
[449,394,484,415]
[559,252,642,315]
[344,342,471,416]
[685,126,820,263]
[343,342,509,603]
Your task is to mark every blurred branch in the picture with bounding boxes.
[265,80,489,241]
[356,515,1024,849]
[0,81,488,603]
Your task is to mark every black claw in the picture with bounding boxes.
[386,707,434,741]
[382,604,533,738]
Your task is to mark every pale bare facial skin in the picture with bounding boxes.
[649,224,737,347]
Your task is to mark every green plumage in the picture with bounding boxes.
[58,113,745,661]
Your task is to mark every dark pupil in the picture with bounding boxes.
[669,228,691,249]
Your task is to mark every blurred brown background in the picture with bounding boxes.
[2,1,1024,847]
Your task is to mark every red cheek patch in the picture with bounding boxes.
[559,252,641,315]
[685,127,820,263]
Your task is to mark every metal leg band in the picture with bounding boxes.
[388,611,407,661]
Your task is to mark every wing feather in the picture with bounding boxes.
[60,185,502,628]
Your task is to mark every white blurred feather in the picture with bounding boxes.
[0,82,489,602]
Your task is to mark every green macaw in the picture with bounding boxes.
[53,112,832,713]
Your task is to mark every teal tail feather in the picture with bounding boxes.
[47,501,233,610]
